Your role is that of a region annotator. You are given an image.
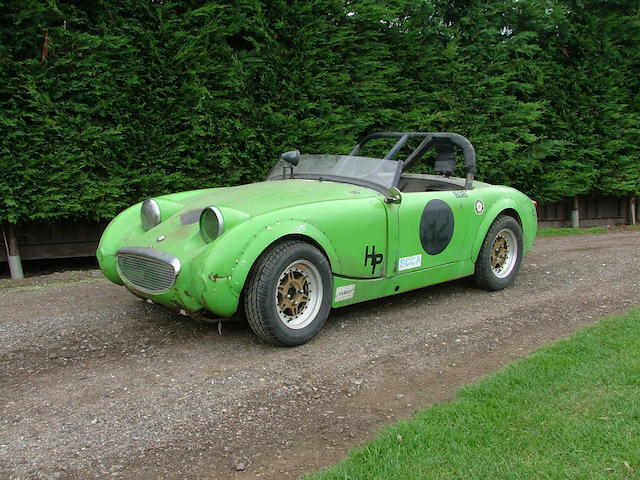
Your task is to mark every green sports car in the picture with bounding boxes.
[97,132,537,346]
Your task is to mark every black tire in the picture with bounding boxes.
[474,215,523,291]
[243,240,332,346]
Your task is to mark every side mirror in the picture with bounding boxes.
[385,186,402,204]
[281,150,300,166]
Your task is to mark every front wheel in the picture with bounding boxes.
[243,240,332,346]
[474,215,523,290]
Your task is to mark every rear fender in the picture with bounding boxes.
[471,198,522,262]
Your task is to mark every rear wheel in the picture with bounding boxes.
[474,215,523,290]
[244,240,332,346]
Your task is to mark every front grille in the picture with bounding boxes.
[116,247,180,294]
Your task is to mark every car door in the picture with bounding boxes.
[393,190,473,274]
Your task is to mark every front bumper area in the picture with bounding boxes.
[99,246,240,317]
[116,246,181,295]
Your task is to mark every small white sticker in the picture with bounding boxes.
[474,199,485,215]
[335,284,356,302]
[398,254,422,271]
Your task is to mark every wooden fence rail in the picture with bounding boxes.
[1,195,637,271]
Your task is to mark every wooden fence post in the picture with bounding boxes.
[570,195,580,228]
[3,224,24,280]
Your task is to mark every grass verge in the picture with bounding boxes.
[537,226,607,236]
[308,308,640,480]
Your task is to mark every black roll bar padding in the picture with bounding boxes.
[351,132,477,189]
[383,133,410,160]
[404,136,434,166]
[465,172,474,191]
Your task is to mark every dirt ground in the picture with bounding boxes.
[1,231,639,480]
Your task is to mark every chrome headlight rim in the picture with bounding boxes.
[200,206,225,243]
[141,198,161,231]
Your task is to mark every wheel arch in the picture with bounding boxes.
[471,200,523,262]
[229,221,340,298]
[241,233,334,293]
[265,233,333,265]
[500,207,522,227]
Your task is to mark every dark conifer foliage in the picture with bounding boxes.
[0,0,638,224]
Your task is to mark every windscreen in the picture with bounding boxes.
[266,154,400,192]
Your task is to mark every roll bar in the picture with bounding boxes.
[350,132,476,190]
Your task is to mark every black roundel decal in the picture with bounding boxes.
[419,199,454,255]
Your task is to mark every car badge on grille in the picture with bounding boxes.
[157,235,166,242]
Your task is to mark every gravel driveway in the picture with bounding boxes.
[1,231,639,479]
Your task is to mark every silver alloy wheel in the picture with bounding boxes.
[275,260,323,329]
[491,228,518,279]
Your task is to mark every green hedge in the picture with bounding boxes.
[1,0,638,225]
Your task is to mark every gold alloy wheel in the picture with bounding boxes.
[490,228,518,278]
[277,267,309,317]
[275,260,323,329]
[491,236,508,270]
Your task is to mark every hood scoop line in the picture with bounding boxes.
[180,208,204,225]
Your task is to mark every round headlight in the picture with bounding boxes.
[141,198,161,231]
[200,206,224,243]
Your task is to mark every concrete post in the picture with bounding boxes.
[570,195,580,228]
[629,196,637,226]
[4,225,24,280]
